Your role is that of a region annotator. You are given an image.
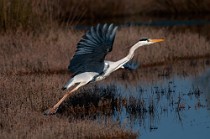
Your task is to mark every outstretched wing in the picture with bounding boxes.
[68,24,118,76]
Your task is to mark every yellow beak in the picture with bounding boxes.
[149,39,164,43]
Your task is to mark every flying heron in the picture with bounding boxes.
[44,24,164,115]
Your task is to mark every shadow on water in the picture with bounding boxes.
[58,58,210,139]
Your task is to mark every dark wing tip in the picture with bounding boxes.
[68,23,118,75]
[123,60,140,70]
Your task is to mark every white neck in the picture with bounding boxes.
[115,41,144,67]
[102,41,144,77]
[128,41,143,60]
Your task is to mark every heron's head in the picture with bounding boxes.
[138,38,164,45]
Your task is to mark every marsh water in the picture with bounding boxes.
[62,58,210,139]
[114,72,209,138]
[75,15,210,29]
[101,59,210,138]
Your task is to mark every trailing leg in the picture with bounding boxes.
[43,82,87,115]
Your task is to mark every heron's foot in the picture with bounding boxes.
[43,107,58,115]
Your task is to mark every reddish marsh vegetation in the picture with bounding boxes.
[0,71,136,138]
[1,26,210,75]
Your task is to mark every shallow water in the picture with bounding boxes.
[75,15,210,30]
[96,60,210,138]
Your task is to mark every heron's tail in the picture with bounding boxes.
[62,78,75,90]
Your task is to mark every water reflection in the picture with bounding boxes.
[60,59,210,139]
[193,68,210,107]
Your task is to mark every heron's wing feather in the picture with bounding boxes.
[68,24,118,75]
[122,60,139,70]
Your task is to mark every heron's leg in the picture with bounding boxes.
[44,82,86,115]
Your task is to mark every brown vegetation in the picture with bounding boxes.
[1,26,210,75]
[0,69,137,138]
[1,0,210,31]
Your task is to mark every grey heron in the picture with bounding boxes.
[44,24,164,115]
